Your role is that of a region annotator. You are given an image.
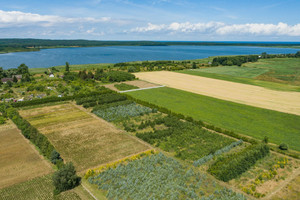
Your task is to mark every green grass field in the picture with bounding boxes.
[191,66,269,78]
[179,58,300,92]
[0,174,93,200]
[128,87,300,151]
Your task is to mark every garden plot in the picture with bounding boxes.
[88,153,247,200]
[19,103,150,172]
[0,121,52,189]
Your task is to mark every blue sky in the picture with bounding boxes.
[0,0,299,41]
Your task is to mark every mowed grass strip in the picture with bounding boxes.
[0,122,53,189]
[128,87,300,151]
[0,174,94,200]
[20,103,150,172]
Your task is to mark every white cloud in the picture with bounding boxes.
[130,22,300,36]
[0,10,111,28]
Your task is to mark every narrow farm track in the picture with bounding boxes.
[134,71,300,116]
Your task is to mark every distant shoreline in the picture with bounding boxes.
[1,39,300,54]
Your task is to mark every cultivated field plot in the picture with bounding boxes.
[190,65,269,78]
[19,103,150,172]
[135,71,300,115]
[128,87,300,151]
[0,174,94,200]
[0,121,52,189]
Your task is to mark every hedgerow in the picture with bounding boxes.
[4,106,63,166]
[208,143,270,182]
[193,140,243,167]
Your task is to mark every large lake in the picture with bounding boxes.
[0,45,299,69]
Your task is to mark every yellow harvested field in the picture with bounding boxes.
[135,71,300,115]
[20,103,150,172]
[0,121,52,189]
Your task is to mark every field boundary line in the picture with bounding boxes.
[118,85,165,93]
[82,184,98,200]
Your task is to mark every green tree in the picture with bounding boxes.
[65,62,70,72]
[17,63,29,74]
[12,76,18,83]
[6,80,12,87]
[52,162,81,195]
[51,150,63,164]
[192,62,197,69]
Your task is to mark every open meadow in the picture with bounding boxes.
[128,87,300,151]
[0,121,53,189]
[19,103,150,172]
[134,71,300,115]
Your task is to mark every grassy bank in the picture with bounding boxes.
[128,87,300,151]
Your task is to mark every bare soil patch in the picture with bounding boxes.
[0,125,53,189]
[20,103,150,172]
[104,80,159,91]
[135,71,300,115]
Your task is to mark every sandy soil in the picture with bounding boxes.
[135,71,300,116]
[0,127,53,189]
[104,80,159,91]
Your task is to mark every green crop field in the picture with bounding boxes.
[128,87,300,151]
[179,58,300,91]
[0,174,93,200]
[190,66,269,78]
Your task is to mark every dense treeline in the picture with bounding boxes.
[212,55,259,66]
[208,143,270,182]
[12,89,110,107]
[1,39,300,49]
[76,93,127,108]
[2,105,63,166]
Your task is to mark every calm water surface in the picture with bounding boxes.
[0,45,299,69]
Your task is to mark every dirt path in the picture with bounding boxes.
[135,71,300,115]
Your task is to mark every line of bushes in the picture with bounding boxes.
[208,143,270,182]
[4,106,63,167]
[193,140,243,167]
[12,89,111,108]
[76,93,127,108]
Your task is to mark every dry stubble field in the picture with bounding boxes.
[135,71,300,116]
[0,120,53,189]
[19,103,150,172]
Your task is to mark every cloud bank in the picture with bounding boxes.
[130,22,300,37]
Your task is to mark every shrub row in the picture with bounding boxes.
[208,143,270,182]
[5,107,63,166]
[193,139,243,167]
[12,89,111,108]
[76,93,127,108]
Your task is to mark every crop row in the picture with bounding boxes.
[208,143,270,182]
[136,115,235,161]
[193,140,243,167]
[93,103,154,122]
